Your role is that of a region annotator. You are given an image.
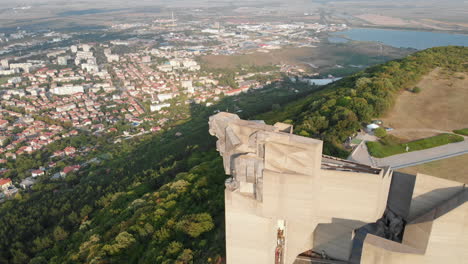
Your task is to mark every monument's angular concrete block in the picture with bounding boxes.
[209,113,468,264]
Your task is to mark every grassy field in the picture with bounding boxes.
[382,69,468,141]
[454,128,468,136]
[367,134,464,158]
[399,154,468,183]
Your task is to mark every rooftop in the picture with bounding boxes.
[321,155,381,174]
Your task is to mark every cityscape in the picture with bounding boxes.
[0,1,467,264]
[0,16,349,198]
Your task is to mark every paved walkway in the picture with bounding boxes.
[348,142,377,167]
[389,128,454,135]
[349,137,468,170]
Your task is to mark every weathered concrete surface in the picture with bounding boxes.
[210,113,389,264]
[210,113,468,264]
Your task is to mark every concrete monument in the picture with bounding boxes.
[209,112,468,264]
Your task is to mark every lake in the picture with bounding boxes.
[58,8,128,17]
[330,28,468,50]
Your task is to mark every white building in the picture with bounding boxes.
[202,28,221,34]
[150,49,160,55]
[182,80,195,94]
[9,63,32,73]
[169,60,181,67]
[150,103,171,112]
[0,69,17,76]
[75,51,94,65]
[181,59,200,71]
[52,85,84,95]
[157,65,173,72]
[57,56,68,66]
[366,123,380,132]
[106,54,120,62]
[0,59,8,69]
[56,103,76,112]
[82,63,99,73]
[157,93,174,102]
[304,78,342,86]
[181,80,193,90]
[142,56,151,63]
[81,44,91,52]
[8,77,22,84]
[182,59,198,68]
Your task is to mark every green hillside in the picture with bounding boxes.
[0,46,467,264]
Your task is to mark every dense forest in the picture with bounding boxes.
[0,46,467,264]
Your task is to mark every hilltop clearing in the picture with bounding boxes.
[382,69,468,141]
[258,46,468,156]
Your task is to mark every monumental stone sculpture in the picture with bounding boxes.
[209,112,468,264]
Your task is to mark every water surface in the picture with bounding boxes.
[330,28,468,50]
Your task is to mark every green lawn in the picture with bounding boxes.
[0,77,9,85]
[453,128,468,136]
[367,133,464,158]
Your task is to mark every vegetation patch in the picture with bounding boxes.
[453,128,468,136]
[411,86,421,93]
[1,47,467,264]
[0,76,11,85]
[259,46,468,157]
[374,127,387,138]
[367,133,464,158]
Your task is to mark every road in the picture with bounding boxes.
[349,138,468,170]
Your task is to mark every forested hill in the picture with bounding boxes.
[0,46,467,264]
[258,46,468,156]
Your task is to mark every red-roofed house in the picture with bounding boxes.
[62,165,80,175]
[5,153,16,160]
[64,147,76,155]
[0,178,12,190]
[151,126,162,132]
[225,88,242,96]
[31,170,44,178]
[16,146,33,155]
[0,120,9,128]
[53,150,65,157]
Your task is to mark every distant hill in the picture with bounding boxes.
[0,46,467,264]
